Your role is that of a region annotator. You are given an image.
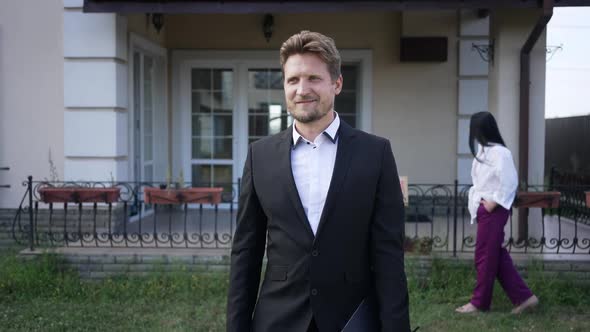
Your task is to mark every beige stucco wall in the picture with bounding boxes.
[388,11,458,185]
[163,11,459,184]
[0,7,546,209]
[127,14,166,46]
[0,0,64,208]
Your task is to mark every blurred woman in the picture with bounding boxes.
[455,112,538,314]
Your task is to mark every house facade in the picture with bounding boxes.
[2,0,582,209]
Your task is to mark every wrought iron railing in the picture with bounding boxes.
[12,176,239,250]
[404,183,590,255]
[549,167,590,225]
[11,177,590,255]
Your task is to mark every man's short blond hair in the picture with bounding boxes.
[279,31,341,81]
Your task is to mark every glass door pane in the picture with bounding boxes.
[132,51,159,214]
[143,56,155,183]
[335,65,359,128]
[247,68,291,144]
[133,51,141,185]
[191,68,234,193]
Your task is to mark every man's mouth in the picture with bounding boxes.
[295,99,317,104]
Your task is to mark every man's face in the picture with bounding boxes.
[283,53,342,124]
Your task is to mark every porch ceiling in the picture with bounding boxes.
[83,0,590,14]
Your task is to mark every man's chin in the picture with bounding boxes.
[289,110,318,123]
[292,116,315,124]
[290,109,335,124]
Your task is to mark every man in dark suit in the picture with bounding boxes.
[227,31,410,332]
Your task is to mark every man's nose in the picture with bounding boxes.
[296,80,310,95]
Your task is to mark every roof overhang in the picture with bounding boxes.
[83,0,590,14]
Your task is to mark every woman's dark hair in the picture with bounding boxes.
[469,111,506,161]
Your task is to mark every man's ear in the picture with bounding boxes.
[334,74,343,95]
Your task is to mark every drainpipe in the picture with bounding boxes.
[518,0,553,242]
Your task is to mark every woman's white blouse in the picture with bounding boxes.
[468,144,518,224]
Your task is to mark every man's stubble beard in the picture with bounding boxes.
[288,101,334,124]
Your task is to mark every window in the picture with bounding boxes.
[190,69,234,193]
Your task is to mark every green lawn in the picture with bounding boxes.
[1,251,589,331]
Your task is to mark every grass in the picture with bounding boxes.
[0,250,227,331]
[407,259,590,331]
[1,250,589,331]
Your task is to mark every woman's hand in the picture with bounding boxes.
[481,199,497,213]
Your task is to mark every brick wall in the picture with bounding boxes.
[19,250,230,279]
[16,250,590,281]
[406,255,590,282]
[0,209,19,250]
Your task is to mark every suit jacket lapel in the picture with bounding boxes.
[278,127,315,241]
[314,121,356,241]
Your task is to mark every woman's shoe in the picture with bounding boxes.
[511,295,539,314]
[455,302,479,314]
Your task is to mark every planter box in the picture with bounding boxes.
[514,191,560,208]
[143,187,223,205]
[586,192,590,208]
[39,187,120,204]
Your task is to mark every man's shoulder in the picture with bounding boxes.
[250,128,289,151]
[347,126,389,147]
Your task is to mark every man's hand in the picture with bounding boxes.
[481,199,497,213]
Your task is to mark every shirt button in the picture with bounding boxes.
[311,288,318,296]
[311,250,319,257]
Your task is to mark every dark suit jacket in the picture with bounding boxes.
[227,121,410,332]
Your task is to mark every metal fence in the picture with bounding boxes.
[405,183,590,255]
[12,177,239,250]
[11,177,590,255]
[549,167,590,225]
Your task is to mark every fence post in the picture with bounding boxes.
[27,175,34,251]
[453,179,458,257]
[549,166,556,191]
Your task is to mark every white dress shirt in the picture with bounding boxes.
[468,144,518,224]
[291,113,340,235]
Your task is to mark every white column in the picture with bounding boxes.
[457,9,490,185]
[63,1,129,181]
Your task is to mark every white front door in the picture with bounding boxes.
[174,51,371,201]
[130,34,168,215]
[189,67,236,193]
[133,51,156,185]
[179,62,292,196]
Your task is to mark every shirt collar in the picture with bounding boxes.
[292,112,340,147]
